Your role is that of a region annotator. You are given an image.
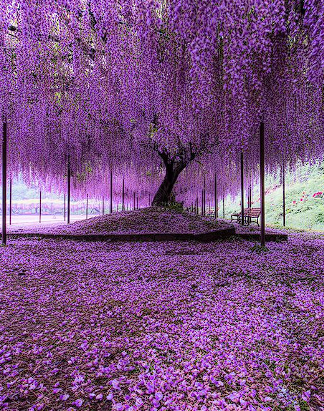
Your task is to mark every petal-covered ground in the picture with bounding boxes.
[0,234,323,410]
[8,208,231,235]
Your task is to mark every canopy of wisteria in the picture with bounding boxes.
[0,0,323,201]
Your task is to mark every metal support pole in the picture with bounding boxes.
[64,194,66,221]
[9,178,12,225]
[204,190,206,215]
[110,170,113,214]
[223,191,225,219]
[67,156,71,224]
[249,185,252,208]
[203,190,205,216]
[133,192,136,210]
[203,177,206,216]
[122,178,125,211]
[86,194,88,219]
[241,151,245,226]
[248,178,252,225]
[282,160,286,227]
[2,122,7,245]
[39,191,42,223]
[260,121,265,246]
[214,172,218,219]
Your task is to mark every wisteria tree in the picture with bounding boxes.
[1,0,323,204]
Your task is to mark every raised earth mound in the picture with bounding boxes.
[49,207,231,235]
[7,208,288,242]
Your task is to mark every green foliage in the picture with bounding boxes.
[0,180,57,200]
[265,162,324,230]
[226,162,324,231]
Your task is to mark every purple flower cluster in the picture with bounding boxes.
[0,232,323,410]
[1,1,324,205]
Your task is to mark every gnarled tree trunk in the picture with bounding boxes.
[151,139,197,206]
[152,160,186,206]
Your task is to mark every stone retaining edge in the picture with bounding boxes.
[3,228,288,242]
[5,227,236,242]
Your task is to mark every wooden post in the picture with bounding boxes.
[9,178,12,225]
[260,121,265,246]
[86,194,88,219]
[110,170,113,213]
[67,156,71,224]
[241,151,245,226]
[282,160,286,227]
[64,194,66,221]
[214,172,218,219]
[122,178,125,211]
[39,191,42,223]
[2,121,7,245]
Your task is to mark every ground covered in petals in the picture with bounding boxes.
[0,234,323,411]
[8,208,230,235]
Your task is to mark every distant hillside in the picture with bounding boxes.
[1,180,59,201]
[225,162,324,231]
[265,163,324,231]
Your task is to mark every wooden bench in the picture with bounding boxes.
[231,208,249,224]
[231,208,261,226]
[244,208,261,226]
